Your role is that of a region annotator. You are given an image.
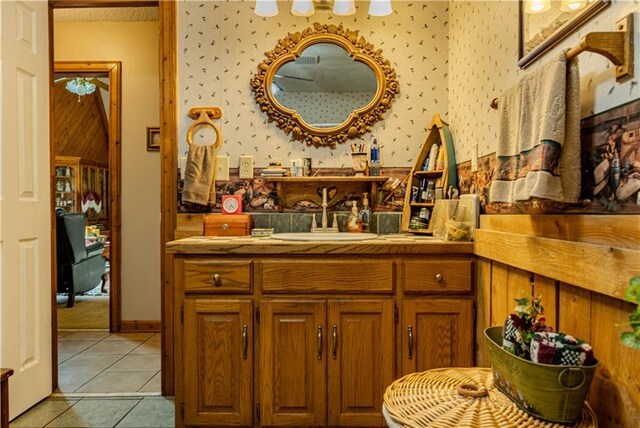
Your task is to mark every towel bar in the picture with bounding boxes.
[491,13,634,110]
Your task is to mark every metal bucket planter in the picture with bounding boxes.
[484,326,598,424]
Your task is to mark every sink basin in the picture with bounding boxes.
[270,232,379,242]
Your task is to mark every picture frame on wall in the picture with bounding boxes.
[147,127,160,151]
[519,0,611,68]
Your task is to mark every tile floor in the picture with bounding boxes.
[57,331,161,394]
[10,397,174,427]
[10,331,174,427]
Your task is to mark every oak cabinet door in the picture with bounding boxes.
[327,300,394,427]
[182,299,253,427]
[401,299,473,375]
[260,300,326,426]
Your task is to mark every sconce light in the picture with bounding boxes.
[333,0,356,16]
[368,0,393,17]
[560,0,586,12]
[291,0,315,17]
[257,0,392,17]
[255,0,279,17]
[524,0,551,14]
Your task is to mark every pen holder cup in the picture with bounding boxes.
[351,152,368,176]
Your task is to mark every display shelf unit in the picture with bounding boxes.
[265,176,389,212]
[401,113,457,234]
[55,156,109,223]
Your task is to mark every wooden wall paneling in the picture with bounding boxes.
[533,274,558,329]
[480,214,640,250]
[557,282,592,342]
[159,0,177,396]
[475,257,491,367]
[588,292,640,428]
[506,267,531,309]
[475,229,639,301]
[490,261,510,327]
[53,83,109,163]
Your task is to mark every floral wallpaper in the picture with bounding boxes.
[177,0,449,169]
[449,0,640,164]
[274,92,374,128]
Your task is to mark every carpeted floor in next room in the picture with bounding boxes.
[57,295,109,330]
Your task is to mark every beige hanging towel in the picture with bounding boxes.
[182,143,217,207]
[490,51,581,204]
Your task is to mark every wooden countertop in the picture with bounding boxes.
[166,235,474,255]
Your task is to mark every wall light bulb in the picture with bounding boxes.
[560,0,586,12]
[291,0,315,17]
[255,0,279,17]
[368,0,392,17]
[524,0,551,14]
[333,0,356,16]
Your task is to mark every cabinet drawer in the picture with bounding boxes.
[402,259,472,293]
[260,259,394,293]
[182,259,252,293]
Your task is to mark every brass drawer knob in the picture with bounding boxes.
[212,273,221,286]
[435,273,443,282]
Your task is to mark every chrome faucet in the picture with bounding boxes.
[311,187,339,233]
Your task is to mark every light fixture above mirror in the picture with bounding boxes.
[255,0,393,17]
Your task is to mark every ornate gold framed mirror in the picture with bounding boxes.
[251,22,399,149]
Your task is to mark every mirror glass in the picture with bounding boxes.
[271,43,378,129]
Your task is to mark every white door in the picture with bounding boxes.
[0,0,52,419]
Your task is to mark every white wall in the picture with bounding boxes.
[177,0,450,168]
[54,20,161,321]
[449,0,640,162]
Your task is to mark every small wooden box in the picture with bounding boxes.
[203,214,253,237]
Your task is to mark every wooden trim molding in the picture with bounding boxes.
[120,320,161,333]
[159,0,177,397]
[54,61,123,333]
[49,0,158,8]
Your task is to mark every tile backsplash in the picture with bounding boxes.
[251,212,402,234]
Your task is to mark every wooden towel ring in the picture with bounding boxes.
[186,107,223,148]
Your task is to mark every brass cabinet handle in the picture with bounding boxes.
[317,326,323,360]
[242,325,248,359]
[408,325,413,359]
[332,325,338,359]
[435,273,443,282]
[212,274,221,286]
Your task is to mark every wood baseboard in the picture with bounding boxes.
[120,320,161,333]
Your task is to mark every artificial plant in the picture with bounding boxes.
[620,276,640,349]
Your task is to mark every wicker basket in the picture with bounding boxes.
[485,326,599,424]
[383,367,597,428]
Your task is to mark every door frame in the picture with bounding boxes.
[52,60,122,331]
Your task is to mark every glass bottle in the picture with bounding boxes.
[424,182,435,203]
[370,139,380,176]
[360,193,371,232]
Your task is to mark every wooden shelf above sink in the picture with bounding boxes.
[264,176,390,212]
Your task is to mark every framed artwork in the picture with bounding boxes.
[519,0,610,68]
[147,127,160,151]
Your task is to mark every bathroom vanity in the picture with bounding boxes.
[167,235,474,427]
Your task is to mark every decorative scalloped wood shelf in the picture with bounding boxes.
[409,202,435,208]
[265,176,390,212]
[413,170,443,177]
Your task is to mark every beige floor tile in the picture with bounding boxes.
[56,331,73,339]
[59,331,110,341]
[106,354,161,372]
[138,372,161,393]
[56,368,100,393]
[104,333,154,341]
[46,398,140,427]
[10,398,78,427]
[57,340,96,355]
[116,397,174,427]
[57,353,75,364]
[82,339,143,355]
[130,340,160,355]
[59,353,122,373]
[75,371,157,394]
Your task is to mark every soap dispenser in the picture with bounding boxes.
[347,201,362,233]
[360,193,371,232]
